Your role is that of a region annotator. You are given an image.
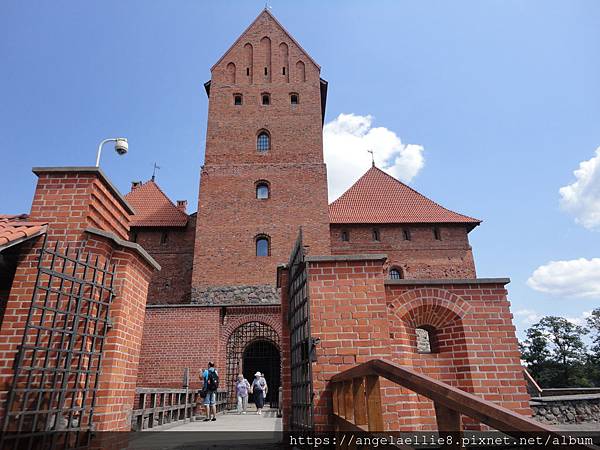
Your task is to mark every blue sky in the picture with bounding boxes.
[1,1,599,339]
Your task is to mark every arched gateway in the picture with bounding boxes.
[225,321,281,409]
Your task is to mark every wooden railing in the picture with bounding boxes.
[330,359,593,449]
[131,388,227,431]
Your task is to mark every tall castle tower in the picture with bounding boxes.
[191,10,331,303]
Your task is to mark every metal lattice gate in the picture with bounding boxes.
[287,230,314,431]
[225,321,280,409]
[1,240,116,450]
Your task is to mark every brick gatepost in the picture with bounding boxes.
[0,167,160,436]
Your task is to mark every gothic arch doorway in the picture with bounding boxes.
[225,321,280,409]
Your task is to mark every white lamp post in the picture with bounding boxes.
[96,138,129,167]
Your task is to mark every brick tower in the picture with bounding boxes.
[191,9,330,303]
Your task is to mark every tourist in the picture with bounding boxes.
[202,361,219,421]
[236,374,251,414]
[251,371,267,415]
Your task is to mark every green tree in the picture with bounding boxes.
[586,308,600,385]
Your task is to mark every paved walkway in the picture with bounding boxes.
[127,407,282,449]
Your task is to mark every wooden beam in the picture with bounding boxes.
[352,377,367,426]
[365,375,384,432]
[344,380,354,424]
[435,403,462,449]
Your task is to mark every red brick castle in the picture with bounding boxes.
[0,8,534,438]
[125,9,530,430]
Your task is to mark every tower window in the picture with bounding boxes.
[256,181,270,199]
[434,227,442,240]
[256,235,270,257]
[340,230,349,242]
[282,67,286,75]
[264,67,268,76]
[246,67,250,76]
[290,93,299,105]
[262,93,270,105]
[403,229,411,241]
[389,267,403,280]
[234,94,242,105]
[160,232,168,245]
[372,228,380,241]
[257,131,270,152]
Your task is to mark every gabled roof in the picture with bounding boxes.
[329,166,481,230]
[124,181,188,228]
[210,8,320,72]
[0,214,47,251]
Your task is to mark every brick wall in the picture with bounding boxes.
[330,224,477,279]
[192,10,330,296]
[131,214,196,305]
[300,256,530,432]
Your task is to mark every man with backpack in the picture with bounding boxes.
[202,361,219,421]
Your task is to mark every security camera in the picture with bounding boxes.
[114,138,128,155]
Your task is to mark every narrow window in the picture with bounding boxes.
[256,235,270,256]
[403,228,411,241]
[372,228,380,241]
[282,67,286,75]
[234,94,242,105]
[131,232,137,243]
[160,232,168,245]
[290,93,299,105]
[389,268,403,280]
[256,182,269,199]
[246,67,250,76]
[257,131,270,152]
[264,67,268,76]
[416,327,436,354]
[262,94,270,105]
[434,227,442,240]
[341,231,349,242]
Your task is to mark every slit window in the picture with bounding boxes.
[246,67,250,76]
[389,268,403,280]
[256,235,270,257]
[434,227,442,240]
[256,182,269,199]
[262,94,270,105]
[160,232,168,245]
[341,230,349,242]
[264,67,268,76]
[372,228,380,241]
[403,229,411,241]
[290,93,299,105]
[257,131,270,152]
[234,94,242,105]
[282,67,286,75]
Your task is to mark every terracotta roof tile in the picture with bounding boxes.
[0,214,47,251]
[329,166,481,228]
[124,181,188,227]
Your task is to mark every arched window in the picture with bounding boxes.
[434,227,442,240]
[256,235,270,257]
[256,181,270,199]
[290,93,299,105]
[233,94,243,105]
[389,267,403,280]
[415,326,437,354]
[403,228,411,241]
[257,131,270,152]
[340,230,349,242]
[372,228,380,241]
[262,93,270,105]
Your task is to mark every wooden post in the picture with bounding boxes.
[337,382,346,419]
[365,375,384,432]
[343,380,354,424]
[435,402,462,449]
[332,383,339,416]
[352,377,367,427]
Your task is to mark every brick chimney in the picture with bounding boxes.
[176,200,187,213]
[131,181,142,190]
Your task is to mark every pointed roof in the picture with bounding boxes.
[210,8,320,72]
[329,166,481,229]
[124,181,188,227]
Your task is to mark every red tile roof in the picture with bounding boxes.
[0,214,47,251]
[329,166,481,228]
[124,181,188,227]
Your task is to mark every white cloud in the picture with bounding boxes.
[559,147,600,230]
[565,310,592,327]
[527,258,600,299]
[514,309,542,325]
[323,113,425,201]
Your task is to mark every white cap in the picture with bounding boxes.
[255,372,261,377]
